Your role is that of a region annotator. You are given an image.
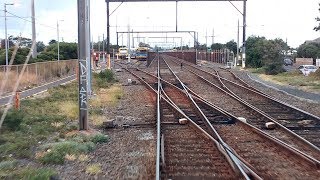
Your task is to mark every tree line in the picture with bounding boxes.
[0,38,77,65]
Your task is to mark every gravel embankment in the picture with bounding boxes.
[57,68,156,179]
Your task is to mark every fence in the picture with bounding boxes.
[197,49,234,65]
[0,60,77,94]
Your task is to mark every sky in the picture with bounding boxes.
[0,0,320,48]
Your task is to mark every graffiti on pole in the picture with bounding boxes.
[79,59,87,110]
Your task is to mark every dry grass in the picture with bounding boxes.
[58,101,78,120]
[90,114,105,126]
[90,84,123,108]
[0,71,38,92]
[86,163,102,175]
[78,154,89,162]
[258,71,320,93]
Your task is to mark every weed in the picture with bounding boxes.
[94,70,116,88]
[78,154,89,162]
[86,163,102,175]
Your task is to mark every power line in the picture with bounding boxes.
[6,10,56,29]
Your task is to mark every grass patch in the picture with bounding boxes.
[38,141,95,164]
[0,165,57,180]
[58,101,78,120]
[36,132,108,164]
[0,69,114,178]
[90,84,123,109]
[258,70,320,93]
[0,83,78,161]
[86,163,102,175]
[17,168,57,180]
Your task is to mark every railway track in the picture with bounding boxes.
[216,67,320,148]
[117,59,258,179]
[162,55,320,162]
[116,56,320,179]
[157,55,320,178]
[167,55,320,149]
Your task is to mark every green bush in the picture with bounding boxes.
[3,110,24,131]
[98,70,115,82]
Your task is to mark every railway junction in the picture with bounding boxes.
[1,0,320,179]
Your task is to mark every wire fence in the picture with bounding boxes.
[0,60,77,94]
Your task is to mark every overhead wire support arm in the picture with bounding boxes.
[228,1,243,15]
[109,2,124,16]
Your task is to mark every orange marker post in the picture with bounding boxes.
[14,91,21,110]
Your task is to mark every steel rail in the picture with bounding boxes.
[156,54,161,180]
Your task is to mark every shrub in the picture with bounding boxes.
[98,69,115,83]
[264,63,285,75]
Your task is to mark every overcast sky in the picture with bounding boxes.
[0,0,319,48]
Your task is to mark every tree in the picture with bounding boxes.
[138,42,150,47]
[246,36,287,74]
[225,40,237,54]
[37,41,46,52]
[211,43,224,50]
[297,42,320,63]
[49,39,57,45]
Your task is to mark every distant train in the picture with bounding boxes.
[136,47,148,61]
[117,47,128,59]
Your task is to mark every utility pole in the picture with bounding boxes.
[106,0,110,54]
[102,33,106,69]
[77,0,89,130]
[86,0,92,95]
[236,19,239,66]
[57,21,60,61]
[31,0,37,58]
[205,29,208,49]
[242,0,247,68]
[176,1,178,32]
[98,35,101,60]
[4,3,14,71]
[212,28,214,45]
[127,25,131,63]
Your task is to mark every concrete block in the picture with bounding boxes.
[179,118,188,125]
[127,79,132,84]
[238,117,247,123]
[265,122,276,129]
[103,119,115,128]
